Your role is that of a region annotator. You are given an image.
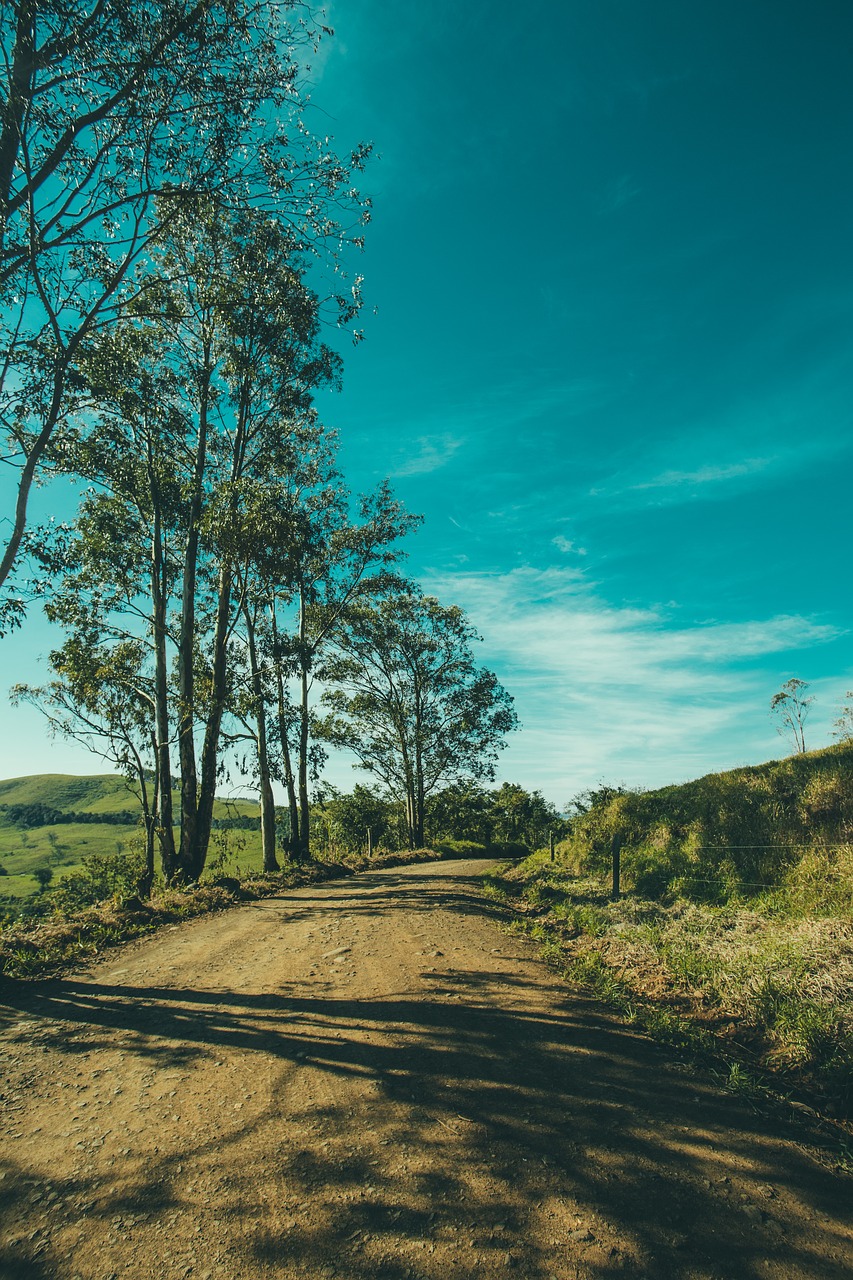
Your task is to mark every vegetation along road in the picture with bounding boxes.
[1,859,851,1280]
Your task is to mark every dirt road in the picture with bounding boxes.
[1,859,851,1280]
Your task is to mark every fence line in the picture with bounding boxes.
[694,843,851,850]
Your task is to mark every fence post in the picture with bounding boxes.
[611,833,623,901]
[367,826,373,858]
[549,829,555,862]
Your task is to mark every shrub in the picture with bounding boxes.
[49,846,146,911]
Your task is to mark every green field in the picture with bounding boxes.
[0,773,262,896]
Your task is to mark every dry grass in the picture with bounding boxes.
[488,854,853,1115]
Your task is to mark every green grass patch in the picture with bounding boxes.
[486,859,853,1123]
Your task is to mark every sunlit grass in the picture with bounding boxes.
[488,855,853,1116]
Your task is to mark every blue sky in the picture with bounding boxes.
[2,0,852,805]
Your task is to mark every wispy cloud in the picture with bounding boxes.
[390,433,463,477]
[420,565,843,800]
[630,457,772,491]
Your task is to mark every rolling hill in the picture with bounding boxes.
[0,773,261,897]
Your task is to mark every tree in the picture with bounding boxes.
[0,1,371,618]
[271,484,417,860]
[425,781,495,845]
[832,692,853,744]
[26,196,392,884]
[47,207,347,884]
[770,677,813,754]
[322,784,397,856]
[11,626,162,896]
[321,591,518,848]
[32,865,53,893]
[489,782,563,848]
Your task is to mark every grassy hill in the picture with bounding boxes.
[0,773,261,897]
[493,745,853,1111]
[0,772,143,814]
[562,741,853,901]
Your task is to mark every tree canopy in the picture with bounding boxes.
[321,591,518,847]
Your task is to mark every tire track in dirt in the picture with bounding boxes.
[0,858,851,1280]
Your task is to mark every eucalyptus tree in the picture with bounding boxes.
[11,612,162,895]
[231,464,417,862]
[770,677,813,755]
[0,0,371,618]
[321,591,518,848]
[53,324,186,878]
[162,210,342,880]
[281,483,418,860]
[39,208,343,883]
[229,586,281,871]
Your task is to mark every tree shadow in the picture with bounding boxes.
[1,862,851,1278]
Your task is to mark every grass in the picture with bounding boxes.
[0,772,268,897]
[484,855,853,1124]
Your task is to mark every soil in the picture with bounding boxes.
[1,858,851,1280]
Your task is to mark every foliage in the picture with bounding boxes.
[32,865,53,893]
[321,785,400,855]
[0,0,371,609]
[47,846,148,911]
[557,742,853,902]
[770,677,814,755]
[321,590,518,847]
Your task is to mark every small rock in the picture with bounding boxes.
[570,1227,593,1242]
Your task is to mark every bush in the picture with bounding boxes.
[48,847,146,911]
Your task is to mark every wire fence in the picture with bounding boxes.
[581,839,853,897]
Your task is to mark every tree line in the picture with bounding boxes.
[1,3,518,892]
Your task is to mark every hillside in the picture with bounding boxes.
[492,744,853,1110]
[0,772,142,814]
[564,741,853,899]
[0,773,260,897]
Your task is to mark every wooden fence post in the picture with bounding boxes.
[549,829,555,862]
[611,833,623,901]
[367,826,373,858]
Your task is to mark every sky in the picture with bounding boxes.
[2,0,853,806]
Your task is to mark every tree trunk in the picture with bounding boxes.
[191,560,233,880]
[296,583,311,861]
[297,661,311,861]
[270,604,299,857]
[0,0,34,262]
[404,783,417,850]
[137,741,159,899]
[413,706,425,848]
[176,348,211,879]
[244,599,279,872]
[148,466,177,880]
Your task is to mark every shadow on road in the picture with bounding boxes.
[1,863,851,1280]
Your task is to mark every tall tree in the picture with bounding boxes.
[321,591,518,848]
[235,465,417,861]
[42,209,344,883]
[0,0,371,616]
